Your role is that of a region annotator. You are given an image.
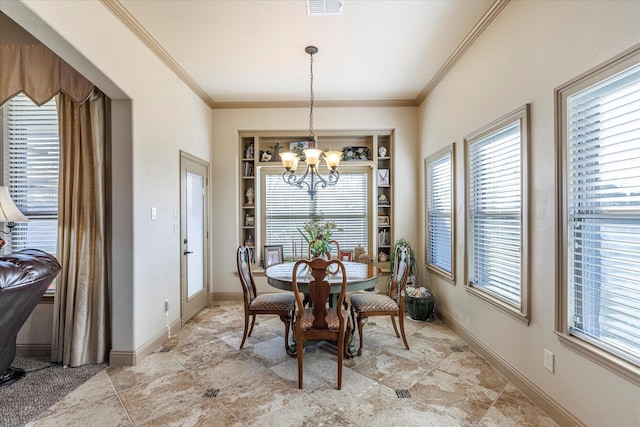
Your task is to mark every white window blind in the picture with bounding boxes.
[426,147,453,277]
[2,93,59,255]
[264,171,368,259]
[566,62,640,366]
[468,121,522,307]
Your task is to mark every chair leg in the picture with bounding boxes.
[279,315,291,353]
[390,315,400,337]
[240,311,251,349]
[247,314,257,337]
[350,306,356,336]
[337,329,344,390]
[398,310,410,350]
[356,314,367,356]
[296,333,304,389]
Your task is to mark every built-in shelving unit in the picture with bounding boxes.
[241,136,256,263]
[238,130,393,268]
[376,134,392,270]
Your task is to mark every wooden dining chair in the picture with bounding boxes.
[350,244,410,356]
[307,239,340,259]
[236,246,295,352]
[292,258,350,390]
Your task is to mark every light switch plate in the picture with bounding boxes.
[544,349,554,373]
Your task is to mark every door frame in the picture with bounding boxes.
[180,150,210,324]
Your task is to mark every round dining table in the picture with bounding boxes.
[265,260,382,294]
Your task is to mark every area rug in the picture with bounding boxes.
[0,357,106,427]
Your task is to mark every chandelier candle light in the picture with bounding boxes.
[279,46,342,200]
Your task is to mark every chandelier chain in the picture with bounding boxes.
[309,51,314,141]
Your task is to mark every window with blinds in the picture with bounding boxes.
[565,60,640,367]
[465,105,529,320]
[263,170,369,260]
[425,144,454,279]
[1,93,59,255]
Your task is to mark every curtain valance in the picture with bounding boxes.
[0,44,94,106]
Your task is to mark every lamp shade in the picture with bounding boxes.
[0,187,28,222]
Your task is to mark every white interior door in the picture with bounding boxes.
[180,152,209,323]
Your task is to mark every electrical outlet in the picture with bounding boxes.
[164,299,170,313]
[544,349,554,373]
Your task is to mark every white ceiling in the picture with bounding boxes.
[114,0,501,107]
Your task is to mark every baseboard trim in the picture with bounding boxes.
[438,310,584,427]
[109,317,182,366]
[212,292,242,301]
[16,344,51,359]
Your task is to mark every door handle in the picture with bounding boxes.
[184,250,193,255]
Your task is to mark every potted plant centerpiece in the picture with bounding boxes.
[388,238,436,321]
[298,217,341,258]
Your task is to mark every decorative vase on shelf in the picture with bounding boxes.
[378,146,387,157]
[245,188,254,206]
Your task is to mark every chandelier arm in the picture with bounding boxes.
[283,168,312,192]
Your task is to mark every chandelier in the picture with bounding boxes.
[279,46,342,200]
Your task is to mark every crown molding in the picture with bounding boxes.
[99,0,216,108]
[415,0,512,105]
[212,99,417,109]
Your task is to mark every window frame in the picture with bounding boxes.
[259,164,374,263]
[1,93,60,295]
[464,104,530,324]
[425,143,455,281]
[555,44,640,385]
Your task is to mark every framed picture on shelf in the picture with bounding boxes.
[342,146,370,161]
[378,215,390,225]
[377,169,390,187]
[290,141,308,158]
[338,251,352,262]
[245,214,255,227]
[263,245,284,269]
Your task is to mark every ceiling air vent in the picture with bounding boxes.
[306,0,343,15]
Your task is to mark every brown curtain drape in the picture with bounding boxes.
[1,42,109,367]
[52,90,109,366]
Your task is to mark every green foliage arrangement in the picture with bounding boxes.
[387,237,417,291]
[298,217,342,258]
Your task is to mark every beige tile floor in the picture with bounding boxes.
[27,301,558,426]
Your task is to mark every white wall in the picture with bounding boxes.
[1,0,212,355]
[211,106,419,294]
[419,1,639,426]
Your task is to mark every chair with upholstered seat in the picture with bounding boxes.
[237,246,295,352]
[292,257,350,390]
[350,244,410,356]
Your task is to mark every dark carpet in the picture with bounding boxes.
[0,357,106,427]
